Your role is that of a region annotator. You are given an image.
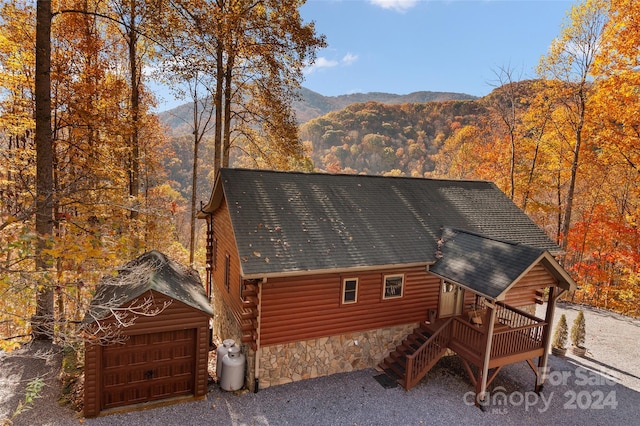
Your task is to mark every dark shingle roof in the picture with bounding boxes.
[84,251,213,323]
[430,228,546,300]
[211,169,560,278]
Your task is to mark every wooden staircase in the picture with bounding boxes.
[378,318,453,390]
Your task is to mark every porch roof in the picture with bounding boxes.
[430,228,577,301]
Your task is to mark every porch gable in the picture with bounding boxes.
[430,228,576,302]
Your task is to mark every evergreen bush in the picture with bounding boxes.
[570,310,586,348]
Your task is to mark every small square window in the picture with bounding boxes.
[383,274,404,299]
[342,278,358,304]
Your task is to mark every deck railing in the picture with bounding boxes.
[490,322,546,358]
[403,302,547,389]
[495,301,542,328]
[450,317,484,359]
[448,302,546,363]
[491,302,546,358]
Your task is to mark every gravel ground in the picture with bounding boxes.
[2,302,639,426]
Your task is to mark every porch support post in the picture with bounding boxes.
[478,300,496,405]
[536,287,567,392]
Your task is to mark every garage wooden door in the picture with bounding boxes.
[101,328,196,410]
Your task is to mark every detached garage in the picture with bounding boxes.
[83,251,214,417]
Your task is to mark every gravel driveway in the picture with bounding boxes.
[2,302,639,425]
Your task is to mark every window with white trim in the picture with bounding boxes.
[342,278,358,304]
[383,274,404,299]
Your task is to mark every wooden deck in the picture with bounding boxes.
[394,302,547,391]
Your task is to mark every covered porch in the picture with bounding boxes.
[382,229,577,405]
[418,300,551,398]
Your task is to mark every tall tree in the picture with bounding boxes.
[486,66,524,201]
[33,0,54,340]
[537,0,608,254]
[170,0,325,175]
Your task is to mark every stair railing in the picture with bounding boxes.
[404,317,454,390]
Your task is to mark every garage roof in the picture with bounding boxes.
[84,251,213,323]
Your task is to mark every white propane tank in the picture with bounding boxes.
[220,346,245,391]
[216,339,236,381]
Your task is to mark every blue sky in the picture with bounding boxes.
[154,0,579,110]
[299,0,578,98]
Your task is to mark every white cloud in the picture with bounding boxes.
[369,0,418,13]
[342,53,358,65]
[304,53,358,75]
[304,56,339,74]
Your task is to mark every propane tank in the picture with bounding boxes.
[220,346,246,391]
[216,339,236,381]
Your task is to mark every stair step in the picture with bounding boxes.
[391,361,405,374]
[398,344,415,355]
[381,357,406,377]
[384,368,401,381]
[408,335,426,347]
[390,351,407,366]
[414,326,432,338]
[378,320,453,391]
[419,322,433,333]
[401,339,421,351]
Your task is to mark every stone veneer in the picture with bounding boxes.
[258,323,419,388]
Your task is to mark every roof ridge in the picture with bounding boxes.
[221,167,494,184]
[443,227,543,251]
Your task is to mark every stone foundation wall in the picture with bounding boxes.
[258,323,418,388]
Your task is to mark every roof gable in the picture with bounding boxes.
[430,228,576,300]
[84,251,213,323]
[204,169,560,278]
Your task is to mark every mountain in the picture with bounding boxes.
[157,87,482,202]
[158,87,478,135]
[293,87,478,123]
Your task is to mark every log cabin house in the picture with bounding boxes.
[198,168,576,403]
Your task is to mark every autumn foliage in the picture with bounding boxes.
[0,0,323,347]
[1,0,640,349]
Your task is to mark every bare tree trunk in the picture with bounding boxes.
[128,0,140,221]
[214,42,224,176]
[555,163,563,245]
[189,95,200,266]
[222,55,234,168]
[33,0,54,340]
[559,91,586,256]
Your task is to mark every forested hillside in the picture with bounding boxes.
[299,99,486,176]
[159,88,478,205]
[159,87,477,135]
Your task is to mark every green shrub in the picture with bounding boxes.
[570,310,586,348]
[552,314,568,349]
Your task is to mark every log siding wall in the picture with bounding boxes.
[504,263,558,307]
[212,201,244,326]
[260,266,441,346]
